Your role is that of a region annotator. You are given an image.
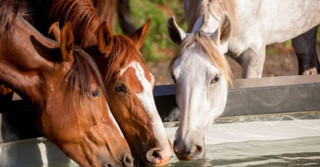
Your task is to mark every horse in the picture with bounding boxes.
[167,13,232,160]
[167,0,320,160]
[182,0,320,78]
[27,0,173,165]
[91,0,117,30]
[91,0,137,35]
[0,1,132,166]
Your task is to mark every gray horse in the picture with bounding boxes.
[182,0,320,78]
[167,0,320,161]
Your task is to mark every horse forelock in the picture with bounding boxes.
[65,46,107,100]
[104,35,145,84]
[49,0,100,47]
[169,31,232,85]
[187,0,236,33]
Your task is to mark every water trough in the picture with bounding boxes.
[1,75,320,166]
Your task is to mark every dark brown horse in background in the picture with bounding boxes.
[0,1,132,166]
[27,0,173,166]
[92,0,137,35]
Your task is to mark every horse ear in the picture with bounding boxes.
[215,13,232,45]
[167,16,186,45]
[60,22,74,62]
[97,21,114,55]
[48,22,61,43]
[129,18,151,49]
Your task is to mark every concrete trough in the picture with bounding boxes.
[1,75,320,142]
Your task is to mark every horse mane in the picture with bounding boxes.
[103,36,144,84]
[49,0,101,47]
[0,0,106,99]
[66,46,107,99]
[0,0,29,35]
[169,31,232,85]
[186,0,236,33]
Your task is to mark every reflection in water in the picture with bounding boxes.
[2,118,320,167]
[169,137,320,167]
[3,136,320,167]
[169,159,207,167]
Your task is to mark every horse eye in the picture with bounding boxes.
[115,83,127,93]
[210,75,220,84]
[92,90,100,97]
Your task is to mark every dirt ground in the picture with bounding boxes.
[147,44,320,85]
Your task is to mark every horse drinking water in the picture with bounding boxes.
[168,0,320,161]
[167,13,232,160]
[0,1,132,166]
[27,0,173,165]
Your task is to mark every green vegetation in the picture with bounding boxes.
[115,0,187,62]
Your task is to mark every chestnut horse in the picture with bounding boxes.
[27,0,173,166]
[0,1,132,166]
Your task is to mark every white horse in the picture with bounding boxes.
[167,13,232,160]
[184,0,320,78]
[167,0,320,160]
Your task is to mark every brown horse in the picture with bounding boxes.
[92,0,137,35]
[91,0,117,30]
[28,0,173,166]
[0,1,132,166]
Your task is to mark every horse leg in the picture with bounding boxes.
[292,25,319,75]
[235,47,266,78]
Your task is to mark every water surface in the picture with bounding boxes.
[168,137,320,167]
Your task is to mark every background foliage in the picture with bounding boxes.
[114,0,186,61]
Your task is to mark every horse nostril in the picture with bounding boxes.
[152,150,161,158]
[146,148,162,163]
[188,144,204,159]
[196,145,203,153]
[173,140,178,147]
[122,153,133,167]
[173,140,179,153]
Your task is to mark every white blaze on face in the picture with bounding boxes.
[120,61,171,156]
[150,72,155,86]
[106,102,124,138]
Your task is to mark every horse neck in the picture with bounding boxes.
[0,17,55,105]
[191,13,220,33]
[186,0,237,33]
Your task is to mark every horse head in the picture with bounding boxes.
[95,19,173,166]
[0,9,132,165]
[167,13,232,160]
[48,17,173,167]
